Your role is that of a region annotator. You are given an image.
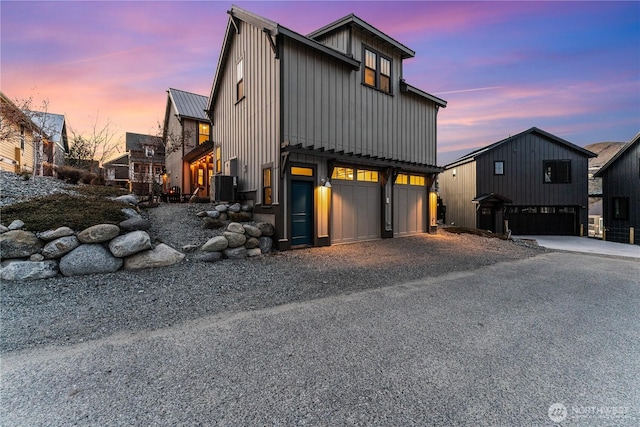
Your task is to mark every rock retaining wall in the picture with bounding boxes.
[0,200,275,281]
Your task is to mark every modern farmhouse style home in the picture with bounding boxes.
[439,127,596,236]
[594,132,640,245]
[205,6,446,249]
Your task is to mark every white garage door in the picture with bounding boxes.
[393,174,426,237]
[331,168,380,244]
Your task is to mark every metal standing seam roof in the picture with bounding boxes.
[445,127,597,169]
[31,112,68,150]
[168,88,210,122]
[125,132,163,151]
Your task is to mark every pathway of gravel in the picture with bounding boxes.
[1,171,547,354]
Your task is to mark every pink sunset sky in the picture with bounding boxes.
[2,0,639,165]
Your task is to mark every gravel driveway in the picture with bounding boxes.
[1,203,544,353]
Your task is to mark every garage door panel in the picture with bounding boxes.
[331,181,379,244]
[394,185,426,237]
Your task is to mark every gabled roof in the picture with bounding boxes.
[593,132,640,177]
[31,112,68,151]
[308,13,415,59]
[103,153,129,166]
[208,5,362,114]
[0,91,38,131]
[125,132,162,151]
[207,5,445,114]
[168,88,209,122]
[446,127,596,169]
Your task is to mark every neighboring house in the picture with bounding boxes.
[162,88,213,199]
[126,132,164,195]
[206,6,446,250]
[438,127,596,235]
[0,91,38,174]
[103,153,130,188]
[31,111,69,176]
[594,133,640,245]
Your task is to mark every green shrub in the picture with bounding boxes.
[0,194,130,232]
[56,166,85,184]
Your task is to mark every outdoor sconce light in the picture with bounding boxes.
[321,178,332,188]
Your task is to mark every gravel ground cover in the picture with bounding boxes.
[0,172,546,354]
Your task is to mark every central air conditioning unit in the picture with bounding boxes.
[212,175,238,202]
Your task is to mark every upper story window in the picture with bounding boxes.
[20,124,25,150]
[236,59,244,101]
[198,123,209,145]
[363,47,392,94]
[544,160,571,183]
[214,145,222,174]
[494,161,504,175]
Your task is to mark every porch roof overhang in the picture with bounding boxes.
[471,193,513,204]
[281,143,443,175]
[184,140,214,163]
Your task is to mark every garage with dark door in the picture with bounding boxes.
[505,206,576,235]
[393,174,427,237]
[330,167,380,244]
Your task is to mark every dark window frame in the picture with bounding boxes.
[236,58,245,102]
[543,160,571,184]
[362,45,393,94]
[198,122,210,145]
[612,197,629,220]
[494,160,505,175]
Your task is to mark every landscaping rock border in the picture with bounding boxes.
[1,197,275,281]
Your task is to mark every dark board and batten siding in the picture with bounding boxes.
[211,21,280,204]
[281,30,438,167]
[476,133,590,207]
[599,140,640,244]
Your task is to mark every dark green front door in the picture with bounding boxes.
[291,180,313,246]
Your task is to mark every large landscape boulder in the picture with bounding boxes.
[119,217,151,232]
[259,236,273,254]
[109,231,152,258]
[202,217,225,229]
[1,260,59,281]
[223,246,247,259]
[37,227,74,241]
[201,236,229,252]
[111,194,138,205]
[8,220,25,230]
[77,224,120,244]
[42,235,81,259]
[0,230,43,259]
[223,231,246,248]
[257,222,275,237]
[243,224,262,238]
[226,222,245,234]
[59,244,123,277]
[123,244,185,270]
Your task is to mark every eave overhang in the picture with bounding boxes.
[184,140,214,164]
[282,143,443,175]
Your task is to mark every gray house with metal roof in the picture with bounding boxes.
[162,88,212,198]
[439,127,596,235]
[594,132,640,245]
[206,6,446,250]
[31,111,68,176]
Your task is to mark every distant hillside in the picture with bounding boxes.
[586,141,625,196]
[586,142,626,170]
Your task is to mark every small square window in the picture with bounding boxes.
[613,197,629,220]
[494,161,504,175]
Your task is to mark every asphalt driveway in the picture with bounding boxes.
[2,251,638,426]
